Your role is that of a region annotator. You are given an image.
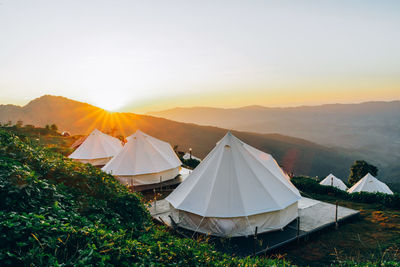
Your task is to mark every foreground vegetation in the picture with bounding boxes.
[0,123,77,156]
[0,128,287,265]
[1,125,399,266]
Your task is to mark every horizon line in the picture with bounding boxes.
[1,94,399,114]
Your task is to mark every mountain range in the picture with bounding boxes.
[148,102,400,179]
[0,95,398,184]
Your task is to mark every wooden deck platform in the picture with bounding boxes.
[131,167,193,192]
[148,197,360,255]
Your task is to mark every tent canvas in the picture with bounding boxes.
[348,173,393,195]
[166,132,301,237]
[102,130,182,186]
[68,129,123,166]
[320,174,348,191]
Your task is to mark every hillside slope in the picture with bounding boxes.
[0,95,381,180]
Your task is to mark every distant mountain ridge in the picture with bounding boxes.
[148,101,400,177]
[0,94,370,181]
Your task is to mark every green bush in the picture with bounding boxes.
[0,129,286,266]
[292,176,400,209]
[180,157,201,169]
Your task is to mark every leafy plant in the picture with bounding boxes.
[0,129,286,266]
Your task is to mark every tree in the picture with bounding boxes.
[43,125,52,135]
[50,124,58,132]
[348,160,378,185]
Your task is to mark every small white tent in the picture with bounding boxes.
[102,130,182,186]
[320,174,348,191]
[166,132,301,237]
[69,129,123,166]
[348,173,393,195]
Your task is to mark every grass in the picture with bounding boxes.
[279,193,400,266]
[141,187,400,266]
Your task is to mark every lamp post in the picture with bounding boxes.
[189,148,192,160]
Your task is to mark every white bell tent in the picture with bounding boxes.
[320,174,348,191]
[166,132,301,237]
[347,173,393,195]
[68,129,123,166]
[102,130,182,186]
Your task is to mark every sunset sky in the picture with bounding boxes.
[0,0,399,113]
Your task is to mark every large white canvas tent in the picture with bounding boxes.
[102,130,182,186]
[320,174,348,191]
[69,129,123,166]
[166,132,301,237]
[348,173,393,195]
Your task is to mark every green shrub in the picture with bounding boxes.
[180,157,201,169]
[0,129,286,266]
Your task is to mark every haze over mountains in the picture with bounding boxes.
[149,102,400,172]
[149,102,400,150]
[0,95,398,185]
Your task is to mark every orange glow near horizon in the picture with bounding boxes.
[121,83,400,114]
[71,104,153,139]
[73,106,125,136]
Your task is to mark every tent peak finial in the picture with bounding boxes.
[91,128,101,135]
[225,131,234,139]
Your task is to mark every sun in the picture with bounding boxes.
[97,102,124,112]
[90,95,127,112]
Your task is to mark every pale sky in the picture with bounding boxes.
[0,0,399,113]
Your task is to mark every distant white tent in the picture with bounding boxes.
[102,130,182,186]
[348,173,393,195]
[320,174,348,191]
[182,152,201,162]
[69,129,123,166]
[166,132,301,237]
